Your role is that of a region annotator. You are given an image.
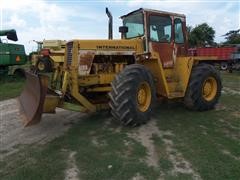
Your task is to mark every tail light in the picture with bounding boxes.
[16,56,21,62]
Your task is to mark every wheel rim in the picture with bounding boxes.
[137,82,151,112]
[221,64,228,70]
[202,77,217,101]
[38,62,45,71]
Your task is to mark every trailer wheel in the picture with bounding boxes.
[36,57,52,73]
[109,64,155,126]
[184,63,222,111]
[220,62,228,70]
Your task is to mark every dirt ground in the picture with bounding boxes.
[0,98,84,158]
[1,90,239,180]
[0,98,200,179]
[128,120,201,179]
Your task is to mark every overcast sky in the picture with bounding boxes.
[1,0,239,53]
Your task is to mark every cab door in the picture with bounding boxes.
[148,14,174,68]
[174,17,187,57]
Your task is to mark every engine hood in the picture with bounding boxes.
[69,39,144,54]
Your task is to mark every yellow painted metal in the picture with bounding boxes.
[43,40,66,63]
[43,40,66,49]
[51,64,64,89]
[99,74,115,84]
[137,81,152,112]
[62,71,69,93]
[87,86,112,92]
[140,53,194,98]
[161,57,194,98]
[49,54,65,63]
[78,75,99,86]
[76,39,144,54]
[31,40,66,67]
[78,74,116,86]
[70,68,96,112]
[202,77,217,101]
[52,68,59,82]
[43,95,60,113]
[62,41,97,112]
[20,10,226,128]
[114,63,126,73]
[139,51,169,97]
[71,88,96,112]
[175,57,194,95]
[43,37,217,114]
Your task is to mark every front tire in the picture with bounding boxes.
[184,63,222,111]
[109,64,155,126]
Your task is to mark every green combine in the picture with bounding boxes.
[0,29,27,76]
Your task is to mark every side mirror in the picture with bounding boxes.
[119,26,128,34]
[119,26,128,39]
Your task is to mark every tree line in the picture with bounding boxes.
[187,23,240,47]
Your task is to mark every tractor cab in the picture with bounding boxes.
[120,8,188,68]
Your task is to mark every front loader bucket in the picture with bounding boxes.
[19,71,49,126]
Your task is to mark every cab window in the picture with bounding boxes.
[123,13,144,39]
[149,15,172,43]
[174,18,184,43]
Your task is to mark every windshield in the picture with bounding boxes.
[123,12,144,39]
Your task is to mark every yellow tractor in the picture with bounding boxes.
[31,40,66,73]
[19,8,222,127]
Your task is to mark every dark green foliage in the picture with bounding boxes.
[188,23,215,47]
[223,29,240,44]
[0,76,25,100]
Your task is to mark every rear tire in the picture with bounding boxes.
[109,64,155,126]
[36,57,52,73]
[184,63,222,111]
[14,68,25,78]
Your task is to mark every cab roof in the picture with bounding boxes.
[120,8,185,19]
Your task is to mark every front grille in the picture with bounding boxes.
[67,42,73,65]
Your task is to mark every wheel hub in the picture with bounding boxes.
[137,82,151,112]
[38,62,45,71]
[202,77,217,101]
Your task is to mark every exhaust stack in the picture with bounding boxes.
[106,8,113,40]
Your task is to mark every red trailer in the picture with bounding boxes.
[188,46,240,71]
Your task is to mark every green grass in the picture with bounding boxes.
[221,71,240,91]
[150,71,240,180]
[0,71,239,180]
[152,101,240,179]
[0,113,159,180]
[0,141,67,180]
[0,76,25,101]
